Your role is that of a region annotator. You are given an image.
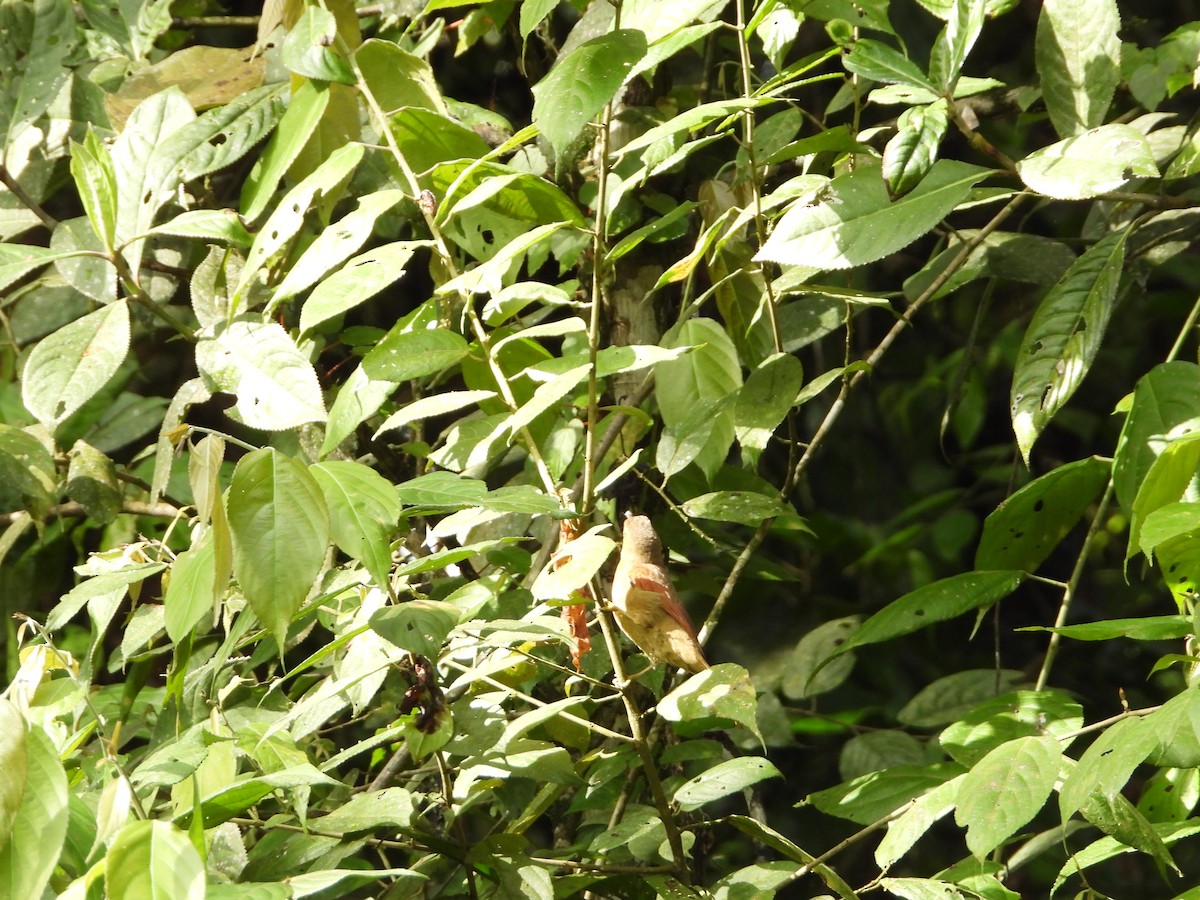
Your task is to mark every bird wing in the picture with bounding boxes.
[628,564,700,640]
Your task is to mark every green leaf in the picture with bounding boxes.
[882,100,949,198]
[0,722,67,900]
[831,570,1024,658]
[655,317,742,481]
[360,327,469,383]
[316,788,415,834]
[928,0,986,90]
[673,757,783,811]
[842,38,937,92]
[282,6,354,84]
[396,472,487,508]
[1059,716,1158,819]
[65,440,122,525]
[1128,431,1200,563]
[897,669,1027,728]
[530,528,616,602]
[195,319,327,431]
[1140,502,1200,557]
[164,530,217,642]
[437,221,574,297]
[1018,125,1158,200]
[1020,616,1193,642]
[70,130,118,251]
[1050,820,1200,896]
[756,160,991,270]
[270,190,406,308]
[148,209,253,247]
[1113,361,1200,512]
[310,460,401,588]
[955,735,1060,857]
[531,30,648,163]
[110,87,195,268]
[782,616,861,700]
[356,39,447,115]
[940,690,1082,767]
[389,107,490,175]
[975,456,1109,571]
[227,448,331,649]
[1010,230,1127,464]
[374,390,497,439]
[809,762,964,826]
[369,600,460,658]
[1035,0,1120,137]
[0,245,80,294]
[679,490,791,526]
[301,240,425,336]
[734,352,804,463]
[0,0,75,148]
[241,80,330,222]
[0,424,56,519]
[875,775,963,869]
[659,663,762,743]
[321,366,396,456]
[1143,687,1200,769]
[0,702,25,855]
[1079,791,1179,877]
[236,141,365,299]
[21,299,131,432]
[106,820,205,900]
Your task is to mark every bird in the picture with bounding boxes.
[610,515,709,676]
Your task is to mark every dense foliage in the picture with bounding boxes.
[4,0,1200,896]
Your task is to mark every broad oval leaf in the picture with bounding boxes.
[281,6,354,84]
[0,722,68,900]
[673,757,783,811]
[897,669,1027,728]
[734,352,804,463]
[195,319,326,431]
[368,600,460,658]
[361,327,469,383]
[1035,0,1120,138]
[954,735,1060,858]
[310,460,401,588]
[679,490,791,526]
[654,317,742,481]
[1128,431,1200,563]
[756,160,991,270]
[1059,715,1158,820]
[1010,229,1127,464]
[1018,124,1158,200]
[105,820,205,900]
[882,100,949,198]
[842,38,937,93]
[227,448,331,648]
[531,29,648,163]
[21,299,130,432]
[975,456,1109,571]
[660,663,761,743]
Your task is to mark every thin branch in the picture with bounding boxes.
[0,164,57,230]
[0,500,181,526]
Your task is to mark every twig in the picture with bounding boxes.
[0,500,180,526]
[0,164,57,230]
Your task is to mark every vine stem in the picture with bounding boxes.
[700,192,1030,643]
[1035,480,1114,690]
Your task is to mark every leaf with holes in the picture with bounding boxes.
[829,570,1024,660]
[975,456,1109,571]
[1010,229,1127,464]
[1059,715,1158,820]
[195,319,326,431]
